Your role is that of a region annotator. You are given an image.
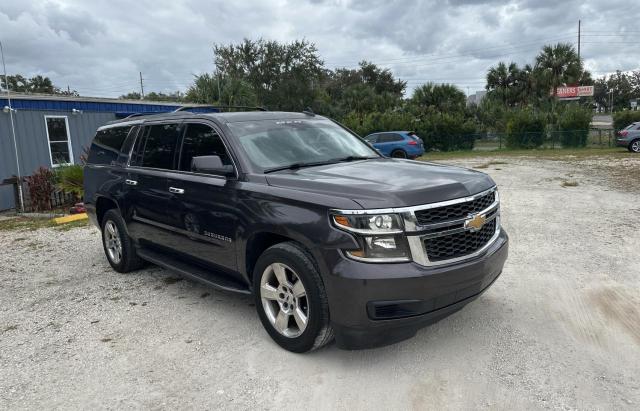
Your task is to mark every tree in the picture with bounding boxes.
[1,73,77,95]
[184,73,257,106]
[486,62,516,107]
[409,82,466,114]
[211,38,324,111]
[534,43,582,98]
[320,61,405,117]
[593,71,638,112]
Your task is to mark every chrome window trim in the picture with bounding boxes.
[125,120,240,179]
[331,186,501,266]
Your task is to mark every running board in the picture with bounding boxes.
[137,248,251,295]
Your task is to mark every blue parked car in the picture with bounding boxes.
[364,131,425,159]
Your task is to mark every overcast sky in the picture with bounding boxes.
[0,0,637,98]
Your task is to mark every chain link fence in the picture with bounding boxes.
[457,128,617,152]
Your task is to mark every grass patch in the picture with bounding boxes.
[0,217,56,231]
[418,147,634,161]
[0,216,90,232]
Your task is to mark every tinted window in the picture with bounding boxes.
[88,126,132,165]
[129,126,148,167]
[365,135,378,143]
[179,123,232,171]
[379,133,403,143]
[140,123,181,169]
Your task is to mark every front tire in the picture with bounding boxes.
[629,139,640,153]
[391,149,407,158]
[101,209,144,273]
[253,242,333,353]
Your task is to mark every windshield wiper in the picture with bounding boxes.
[263,160,338,174]
[334,155,377,162]
[263,156,377,174]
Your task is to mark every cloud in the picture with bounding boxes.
[0,0,636,98]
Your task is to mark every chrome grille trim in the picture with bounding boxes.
[330,186,501,267]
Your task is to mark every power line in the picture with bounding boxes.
[325,34,577,66]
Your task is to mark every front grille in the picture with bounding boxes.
[424,219,496,262]
[414,191,495,225]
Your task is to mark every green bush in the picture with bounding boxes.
[54,164,84,199]
[505,109,546,149]
[613,110,640,131]
[341,111,414,137]
[557,105,592,147]
[415,113,476,151]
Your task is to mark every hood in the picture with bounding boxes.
[265,158,495,209]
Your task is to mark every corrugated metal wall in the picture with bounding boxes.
[0,110,116,210]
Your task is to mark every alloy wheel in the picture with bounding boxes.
[259,262,309,338]
[632,140,640,153]
[103,220,123,264]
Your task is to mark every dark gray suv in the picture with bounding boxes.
[84,108,508,352]
[616,121,640,153]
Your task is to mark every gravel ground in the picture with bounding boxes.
[1,155,639,410]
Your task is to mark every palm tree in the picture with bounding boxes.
[486,62,521,107]
[535,43,581,98]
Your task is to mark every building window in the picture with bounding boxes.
[44,116,73,166]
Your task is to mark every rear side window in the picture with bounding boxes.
[178,123,232,172]
[141,123,182,169]
[88,126,132,165]
[129,123,182,169]
[379,133,403,143]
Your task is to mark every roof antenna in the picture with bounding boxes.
[303,107,315,116]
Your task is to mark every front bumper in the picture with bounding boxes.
[323,229,508,349]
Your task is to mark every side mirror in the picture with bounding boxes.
[191,155,235,177]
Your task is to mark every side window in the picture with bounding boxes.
[129,126,148,167]
[178,123,232,172]
[88,126,132,165]
[365,135,378,144]
[141,123,182,169]
[387,133,404,142]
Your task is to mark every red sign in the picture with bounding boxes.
[554,86,594,98]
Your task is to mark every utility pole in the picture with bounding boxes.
[577,20,581,60]
[139,71,145,100]
[0,40,24,213]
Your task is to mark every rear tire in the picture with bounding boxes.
[101,209,144,273]
[629,139,640,153]
[253,242,333,353]
[391,149,407,158]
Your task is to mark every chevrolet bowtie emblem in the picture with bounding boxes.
[464,214,486,232]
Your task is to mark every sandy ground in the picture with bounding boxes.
[1,155,639,410]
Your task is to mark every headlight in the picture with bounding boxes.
[332,213,403,233]
[332,213,411,262]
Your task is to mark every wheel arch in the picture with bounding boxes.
[95,195,120,227]
[243,230,319,284]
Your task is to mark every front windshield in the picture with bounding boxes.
[227,118,379,171]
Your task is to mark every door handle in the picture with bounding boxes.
[125,179,138,186]
[169,187,185,194]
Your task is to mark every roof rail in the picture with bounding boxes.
[173,105,268,112]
